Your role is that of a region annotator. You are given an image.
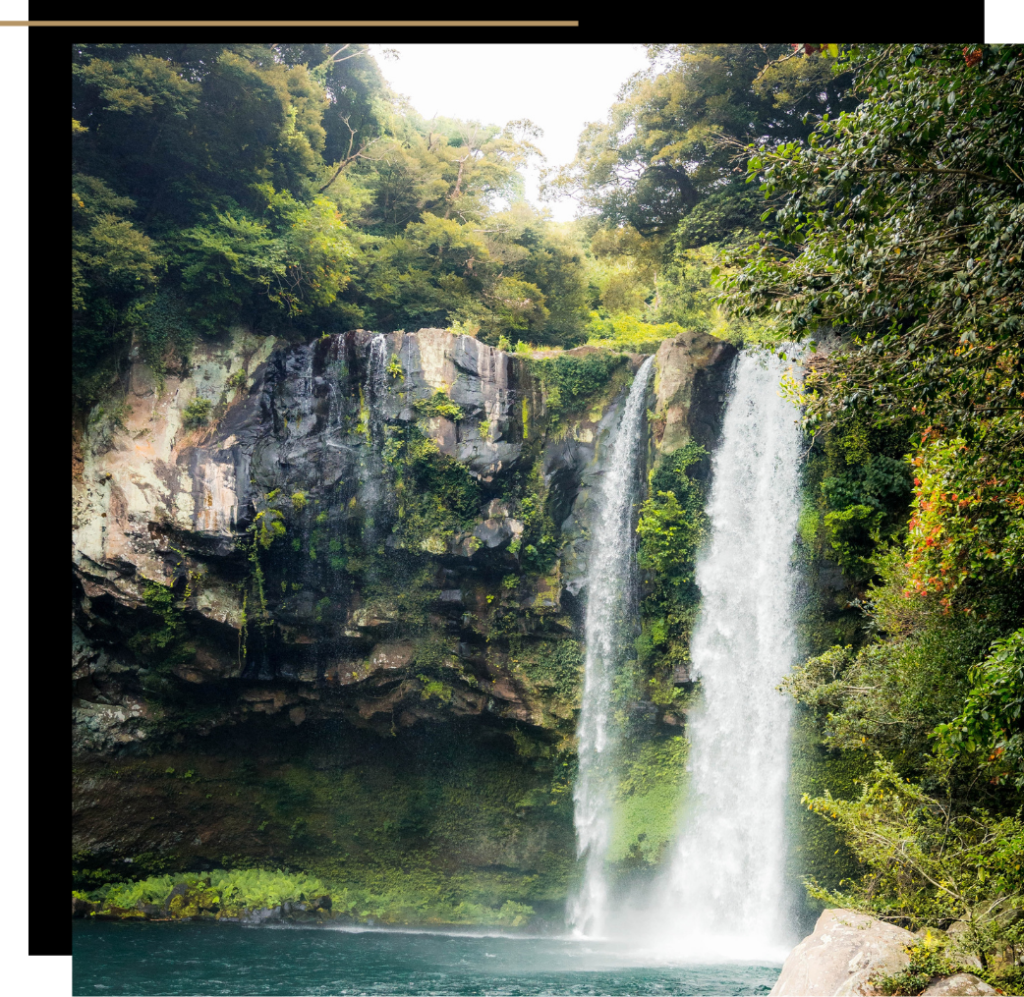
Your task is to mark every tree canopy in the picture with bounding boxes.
[71,43,592,399]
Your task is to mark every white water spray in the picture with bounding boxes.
[368,333,388,400]
[570,355,655,938]
[648,348,804,960]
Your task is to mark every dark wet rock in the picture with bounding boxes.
[72,895,94,918]
[245,906,283,924]
[164,882,191,911]
[72,326,735,762]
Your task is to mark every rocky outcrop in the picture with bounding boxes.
[71,326,736,880]
[73,328,735,750]
[920,975,997,996]
[652,329,737,467]
[770,908,915,996]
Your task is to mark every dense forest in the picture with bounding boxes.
[73,41,1024,991]
[72,41,843,400]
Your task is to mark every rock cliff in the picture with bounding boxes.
[71,327,736,904]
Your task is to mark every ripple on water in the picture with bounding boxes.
[73,921,781,996]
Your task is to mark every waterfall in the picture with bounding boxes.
[368,333,388,402]
[570,355,655,938]
[650,348,804,960]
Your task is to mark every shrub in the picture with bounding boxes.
[414,390,464,421]
[182,397,213,429]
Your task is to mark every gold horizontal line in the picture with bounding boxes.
[2,20,579,26]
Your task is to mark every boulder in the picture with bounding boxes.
[652,330,737,457]
[72,894,94,918]
[247,906,282,923]
[920,974,998,996]
[770,908,916,996]
[163,882,191,912]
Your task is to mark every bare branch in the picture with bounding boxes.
[317,115,384,194]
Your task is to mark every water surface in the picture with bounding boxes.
[73,920,781,995]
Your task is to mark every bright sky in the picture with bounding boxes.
[368,44,651,222]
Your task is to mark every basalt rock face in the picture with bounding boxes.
[71,326,736,882]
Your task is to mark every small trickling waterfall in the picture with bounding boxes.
[368,333,388,402]
[570,355,655,938]
[650,348,804,959]
[360,332,391,540]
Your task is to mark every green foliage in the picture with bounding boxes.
[72,171,164,400]
[873,933,960,996]
[545,43,851,236]
[585,314,688,353]
[724,54,1024,893]
[94,874,178,910]
[725,44,1024,440]
[129,584,190,662]
[382,425,479,552]
[786,716,872,923]
[414,390,464,421]
[253,508,286,549]
[181,397,213,429]
[810,415,916,583]
[903,420,1024,607]
[532,351,626,418]
[635,443,708,690]
[175,191,358,335]
[510,639,583,711]
[824,504,883,577]
[802,757,1024,972]
[72,44,598,405]
[85,868,333,918]
[516,491,559,574]
[75,719,570,928]
[226,368,248,390]
[781,547,1004,766]
[937,628,1024,791]
[417,675,454,704]
[637,489,702,580]
[496,900,534,927]
[608,737,689,866]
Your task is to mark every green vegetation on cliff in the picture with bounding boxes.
[73,721,574,928]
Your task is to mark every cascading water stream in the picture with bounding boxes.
[570,355,655,939]
[643,348,804,961]
[359,332,391,542]
[368,333,388,401]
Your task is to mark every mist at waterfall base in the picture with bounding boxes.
[572,349,804,966]
[73,920,781,995]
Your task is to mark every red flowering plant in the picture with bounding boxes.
[904,420,1024,611]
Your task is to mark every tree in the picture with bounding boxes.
[72,164,163,397]
[545,44,853,238]
[723,43,1024,438]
